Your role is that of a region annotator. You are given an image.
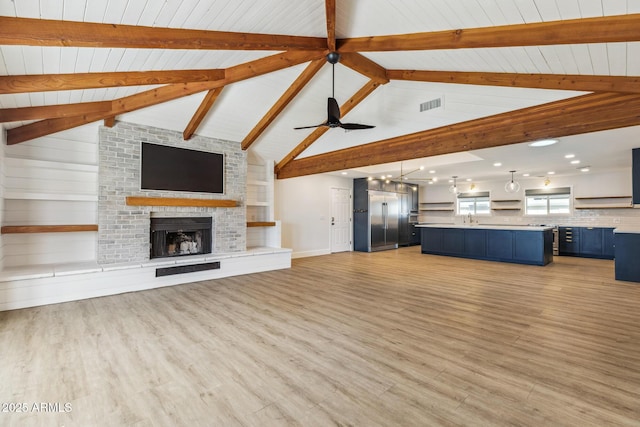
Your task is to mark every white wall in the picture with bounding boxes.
[275,174,352,258]
[0,124,5,270]
[419,168,640,227]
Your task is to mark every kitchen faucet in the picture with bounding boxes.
[468,213,474,224]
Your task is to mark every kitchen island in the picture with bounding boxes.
[417,224,554,266]
[614,227,640,282]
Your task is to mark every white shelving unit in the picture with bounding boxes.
[246,154,280,249]
[574,196,633,210]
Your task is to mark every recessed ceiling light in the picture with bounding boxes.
[565,154,575,159]
[493,162,502,167]
[387,174,392,178]
[523,173,530,177]
[429,170,436,174]
[380,175,385,179]
[428,181,434,185]
[341,172,347,175]
[419,166,425,170]
[367,176,373,181]
[529,139,558,147]
[570,160,580,164]
[432,177,438,182]
[581,167,590,172]
[466,178,472,182]
[448,179,453,183]
[548,171,555,175]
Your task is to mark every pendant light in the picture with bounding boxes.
[504,170,520,193]
[449,176,460,195]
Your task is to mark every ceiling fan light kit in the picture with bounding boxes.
[294,52,375,131]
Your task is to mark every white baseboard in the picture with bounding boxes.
[0,248,291,312]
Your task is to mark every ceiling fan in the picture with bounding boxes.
[294,52,375,131]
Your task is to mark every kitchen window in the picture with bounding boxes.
[525,187,571,215]
[457,191,490,215]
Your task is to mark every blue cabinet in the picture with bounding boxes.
[421,226,552,266]
[464,229,487,257]
[633,148,640,205]
[615,231,640,282]
[487,230,513,260]
[560,226,615,259]
[559,227,579,255]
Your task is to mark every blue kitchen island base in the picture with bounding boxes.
[418,225,554,266]
[614,229,640,282]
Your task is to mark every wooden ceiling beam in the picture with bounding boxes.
[339,53,389,84]
[338,13,640,52]
[276,92,640,178]
[0,69,225,95]
[275,79,383,174]
[0,101,112,122]
[325,0,337,52]
[387,70,640,94]
[242,58,326,150]
[5,50,325,145]
[183,87,224,140]
[0,16,327,51]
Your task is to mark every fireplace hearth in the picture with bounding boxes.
[150,217,212,259]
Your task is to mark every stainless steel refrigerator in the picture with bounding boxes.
[368,190,399,251]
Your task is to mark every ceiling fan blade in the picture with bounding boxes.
[294,123,326,130]
[327,97,341,123]
[340,123,376,130]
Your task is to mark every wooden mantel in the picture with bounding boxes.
[1,224,98,234]
[125,196,237,208]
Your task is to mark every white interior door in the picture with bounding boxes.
[331,188,351,253]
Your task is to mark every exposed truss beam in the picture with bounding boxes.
[0,101,112,122]
[242,58,326,150]
[0,16,327,51]
[338,14,640,52]
[276,92,640,178]
[339,53,389,84]
[183,87,225,140]
[325,0,337,52]
[387,70,640,94]
[0,69,225,95]
[275,79,383,174]
[6,50,325,145]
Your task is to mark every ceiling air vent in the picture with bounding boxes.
[420,97,443,112]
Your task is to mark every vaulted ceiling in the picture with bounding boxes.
[1,1,640,183]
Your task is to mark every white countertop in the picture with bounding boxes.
[613,227,640,234]
[416,224,554,231]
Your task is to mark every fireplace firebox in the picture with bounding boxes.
[150,217,212,259]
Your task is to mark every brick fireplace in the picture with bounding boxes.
[98,122,246,265]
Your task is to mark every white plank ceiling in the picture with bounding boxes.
[1,0,640,182]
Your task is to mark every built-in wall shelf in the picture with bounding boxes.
[1,225,98,234]
[574,196,632,200]
[491,199,521,211]
[247,221,277,227]
[4,192,98,202]
[126,196,237,208]
[573,195,633,209]
[492,199,521,203]
[419,201,454,212]
[574,205,633,210]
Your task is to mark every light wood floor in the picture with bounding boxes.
[2,247,640,426]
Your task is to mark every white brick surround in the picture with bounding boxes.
[98,122,246,264]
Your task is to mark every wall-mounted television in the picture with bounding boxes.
[140,143,224,194]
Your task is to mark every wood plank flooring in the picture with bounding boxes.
[2,247,640,426]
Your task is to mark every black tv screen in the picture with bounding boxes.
[141,143,224,194]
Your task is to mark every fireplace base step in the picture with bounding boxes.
[155,261,220,277]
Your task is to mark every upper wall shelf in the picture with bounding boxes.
[1,224,98,234]
[573,195,633,210]
[492,199,521,203]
